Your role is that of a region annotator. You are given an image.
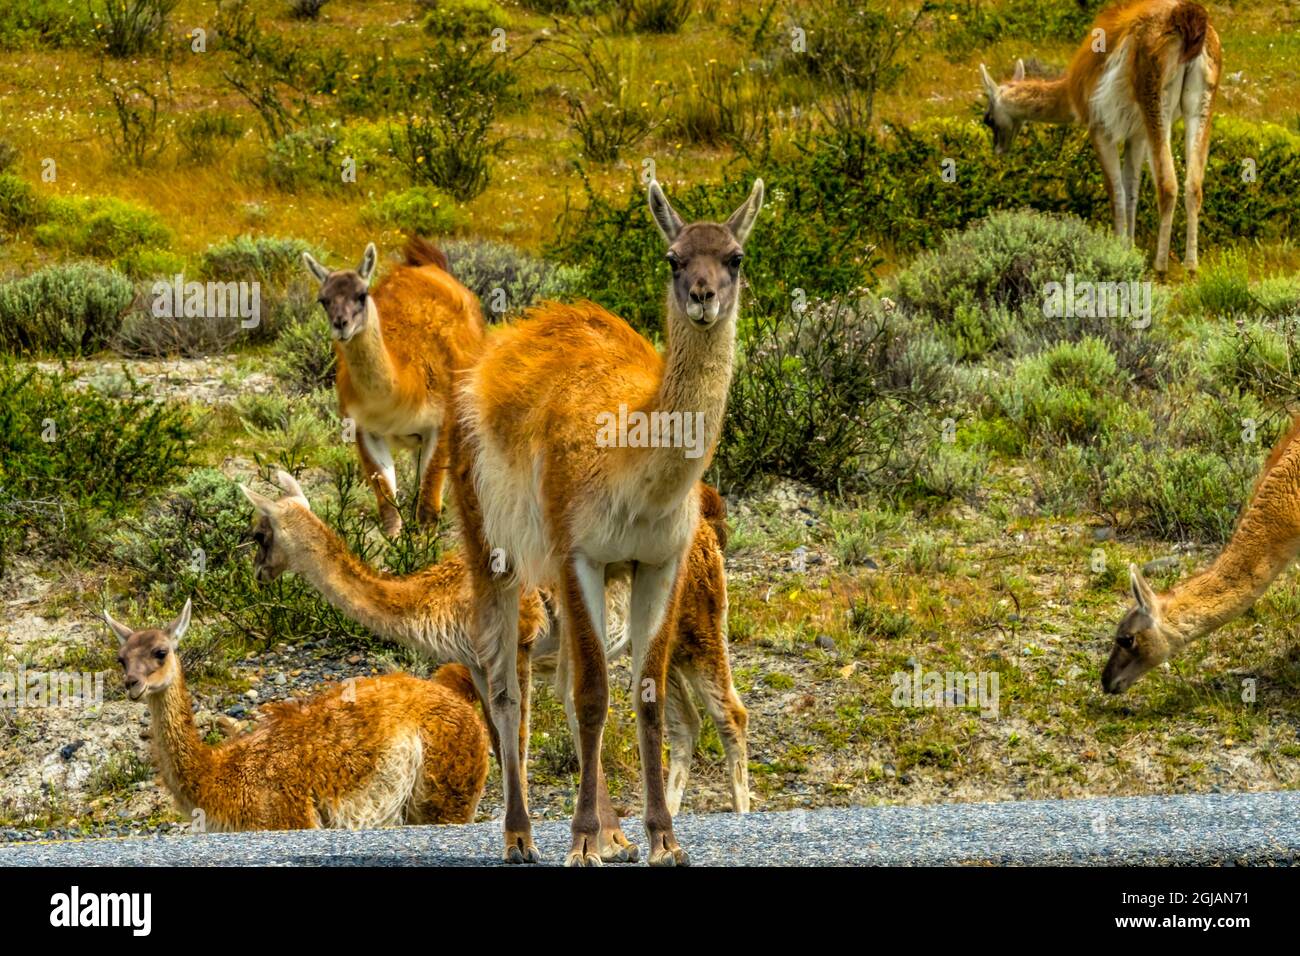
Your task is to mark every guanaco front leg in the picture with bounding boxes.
[562,554,617,866]
[630,556,689,866]
[357,429,402,537]
[554,622,638,862]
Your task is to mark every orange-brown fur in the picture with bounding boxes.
[1104,416,1300,692]
[312,238,485,535]
[107,603,488,830]
[981,1,1221,273]
[243,471,748,814]
[450,179,763,865]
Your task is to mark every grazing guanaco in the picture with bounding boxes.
[105,599,488,830]
[243,471,749,816]
[303,238,485,536]
[451,178,763,865]
[979,0,1221,273]
[1104,418,1300,693]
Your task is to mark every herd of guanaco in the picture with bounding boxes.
[105,0,1294,865]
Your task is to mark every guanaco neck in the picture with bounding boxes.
[1002,77,1076,125]
[146,668,210,815]
[631,293,738,507]
[280,510,441,649]
[338,299,398,395]
[1161,545,1300,644]
[1159,450,1300,642]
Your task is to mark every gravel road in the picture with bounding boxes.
[2,791,1297,866]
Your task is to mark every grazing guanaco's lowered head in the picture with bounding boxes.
[302,243,378,343]
[104,599,192,701]
[648,178,764,330]
[239,470,313,583]
[978,59,1027,154]
[1102,564,1180,694]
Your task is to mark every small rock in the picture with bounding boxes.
[60,741,85,761]
[244,689,259,701]
[347,655,363,665]
[815,634,837,652]
[275,673,287,687]
[1092,527,1115,542]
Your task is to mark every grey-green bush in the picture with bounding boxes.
[0,262,134,356]
[442,239,583,319]
[893,209,1150,364]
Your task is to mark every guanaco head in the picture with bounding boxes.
[302,243,378,343]
[239,470,313,583]
[104,599,192,701]
[979,59,1026,154]
[648,178,764,329]
[1102,564,1178,694]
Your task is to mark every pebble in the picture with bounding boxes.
[244,689,259,701]
[815,635,837,652]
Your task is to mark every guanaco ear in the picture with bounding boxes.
[273,469,311,510]
[302,252,330,285]
[166,598,192,644]
[1013,58,1026,82]
[647,180,683,244]
[979,63,999,100]
[239,483,275,516]
[357,242,378,284]
[103,609,135,647]
[724,178,765,245]
[1129,563,1159,613]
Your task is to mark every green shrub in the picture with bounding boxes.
[390,39,515,201]
[614,0,693,34]
[271,313,336,393]
[34,195,171,263]
[848,597,912,639]
[94,0,177,57]
[0,140,17,174]
[715,296,951,494]
[993,338,1127,451]
[265,126,345,192]
[1178,251,1300,321]
[932,0,1105,56]
[0,263,134,356]
[744,114,1300,266]
[422,0,508,39]
[0,361,191,570]
[0,0,93,50]
[442,239,582,318]
[0,173,46,230]
[894,210,1148,362]
[199,235,314,287]
[361,186,464,237]
[177,113,244,164]
[1099,443,1254,543]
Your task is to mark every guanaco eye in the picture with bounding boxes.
[1117,634,1135,650]
[357,291,368,304]
[317,296,328,307]
[665,252,682,271]
[154,648,168,661]
[728,254,743,270]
